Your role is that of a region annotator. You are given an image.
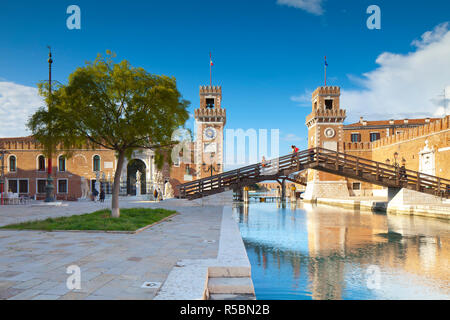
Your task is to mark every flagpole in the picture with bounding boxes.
[324,56,327,86]
[210,52,212,86]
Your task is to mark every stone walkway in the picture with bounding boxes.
[0,198,226,300]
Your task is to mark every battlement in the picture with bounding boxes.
[306,108,346,126]
[199,85,222,94]
[343,115,450,151]
[312,86,340,97]
[194,107,226,123]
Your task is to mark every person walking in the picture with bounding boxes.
[92,188,99,202]
[158,188,163,201]
[99,188,105,203]
[291,145,299,166]
[399,164,408,186]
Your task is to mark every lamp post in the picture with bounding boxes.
[44,46,55,202]
[0,148,8,206]
[393,152,399,167]
[202,153,221,177]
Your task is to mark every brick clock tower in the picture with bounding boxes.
[194,86,226,179]
[303,86,349,201]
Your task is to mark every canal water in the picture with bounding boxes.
[233,202,450,300]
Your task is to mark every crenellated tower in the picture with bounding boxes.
[194,85,226,179]
[303,86,349,200]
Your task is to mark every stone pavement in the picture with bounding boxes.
[0,197,226,300]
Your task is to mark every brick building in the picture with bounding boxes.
[303,85,450,200]
[0,84,226,200]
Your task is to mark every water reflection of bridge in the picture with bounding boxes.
[236,203,449,300]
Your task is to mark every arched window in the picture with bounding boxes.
[58,156,66,172]
[93,155,101,172]
[38,155,46,171]
[9,156,16,172]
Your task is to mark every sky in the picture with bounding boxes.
[0,0,449,166]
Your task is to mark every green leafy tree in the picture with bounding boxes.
[28,52,189,217]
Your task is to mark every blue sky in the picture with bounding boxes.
[0,0,449,161]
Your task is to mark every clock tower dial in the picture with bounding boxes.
[203,127,217,140]
[194,85,227,179]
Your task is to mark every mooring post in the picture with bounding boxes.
[234,187,243,201]
[243,186,249,204]
[281,179,286,202]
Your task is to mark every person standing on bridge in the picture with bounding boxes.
[291,145,299,166]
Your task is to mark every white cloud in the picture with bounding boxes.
[282,133,302,142]
[0,81,43,137]
[340,22,450,122]
[276,0,324,15]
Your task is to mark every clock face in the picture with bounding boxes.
[203,127,217,140]
[324,127,336,138]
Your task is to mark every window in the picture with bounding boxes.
[7,179,28,193]
[9,156,16,172]
[58,156,66,172]
[351,133,361,143]
[325,99,333,110]
[352,182,361,190]
[205,98,215,109]
[370,132,381,142]
[58,179,68,194]
[19,180,28,193]
[38,155,46,171]
[8,180,17,193]
[37,179,47,194]
[93,155,101,172]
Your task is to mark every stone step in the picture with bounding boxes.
[209,294,256,300]
[207,277,255,295]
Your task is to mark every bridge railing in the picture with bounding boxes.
[178,147,450,198]
[314,147,450,196]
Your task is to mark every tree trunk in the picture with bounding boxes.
[111,150,126,218]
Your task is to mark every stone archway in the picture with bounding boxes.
[127,159,147,195]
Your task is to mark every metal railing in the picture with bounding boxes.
[178,148,450,200]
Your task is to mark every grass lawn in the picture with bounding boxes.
[0,208,177,232]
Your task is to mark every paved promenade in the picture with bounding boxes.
[0,197,227,300]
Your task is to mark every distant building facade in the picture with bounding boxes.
[304,85,450,200]
[0,84,226,200]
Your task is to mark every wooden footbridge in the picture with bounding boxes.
[177,147,450,200]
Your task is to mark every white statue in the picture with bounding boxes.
[136,171,141,183]
[164,181,174,199]
[136,171,142,196]
[80,177,89,199]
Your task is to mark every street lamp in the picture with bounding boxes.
[45,46,55,202]
[202,153,221,177]
[0,148,9,206]
[393,152,399,167]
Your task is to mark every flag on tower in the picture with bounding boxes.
[210,52,214,67]
[325,56,328,67]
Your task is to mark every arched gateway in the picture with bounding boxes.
[127,159,146,196]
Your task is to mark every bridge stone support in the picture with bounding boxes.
[387,187,402,202]
[303,181,349,202]
[234,188,243,202]
[388,187,443,205]
[278,179,286,201]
